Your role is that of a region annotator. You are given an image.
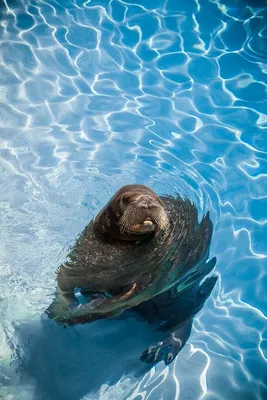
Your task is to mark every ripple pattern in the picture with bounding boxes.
[0,0,267,399]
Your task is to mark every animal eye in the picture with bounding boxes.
[121,196,129,202]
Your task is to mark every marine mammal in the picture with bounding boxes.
[51,184,170,318]
[47,184,217,364]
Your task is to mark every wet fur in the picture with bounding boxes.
[48,192,215,326]
[47,187,217,364]
[93,184,168,241]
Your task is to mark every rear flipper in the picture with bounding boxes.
[140,275,218,365]
[140,317,193,365]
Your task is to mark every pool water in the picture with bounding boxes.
[0,0,267,399]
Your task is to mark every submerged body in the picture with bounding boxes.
[47,184,217,364]
[134,255,217,364]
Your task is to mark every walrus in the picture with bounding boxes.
[47,184,217,364]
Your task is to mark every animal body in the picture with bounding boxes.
[47,184,217,364]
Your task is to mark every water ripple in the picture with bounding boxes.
[0,0,267,399]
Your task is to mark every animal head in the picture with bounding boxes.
[94,184,169,241]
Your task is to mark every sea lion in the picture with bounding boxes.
[47,184,217,365]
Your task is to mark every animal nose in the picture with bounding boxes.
[139,196,152,208]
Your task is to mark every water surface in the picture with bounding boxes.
[0,0,267,399]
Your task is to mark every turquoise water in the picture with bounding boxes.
[0,0,267,399]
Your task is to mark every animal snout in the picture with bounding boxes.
[138,195,153,208]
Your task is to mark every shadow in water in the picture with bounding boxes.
[15,313,162,400]
[15,269,217,400]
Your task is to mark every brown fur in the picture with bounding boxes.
[93,184,169,242]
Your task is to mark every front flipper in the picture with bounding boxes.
[140,317,193,365]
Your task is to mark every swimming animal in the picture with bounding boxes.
[47,184,217,364]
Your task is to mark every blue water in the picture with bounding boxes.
[0,0,267,398]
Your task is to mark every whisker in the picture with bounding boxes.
[118,205,169,234]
